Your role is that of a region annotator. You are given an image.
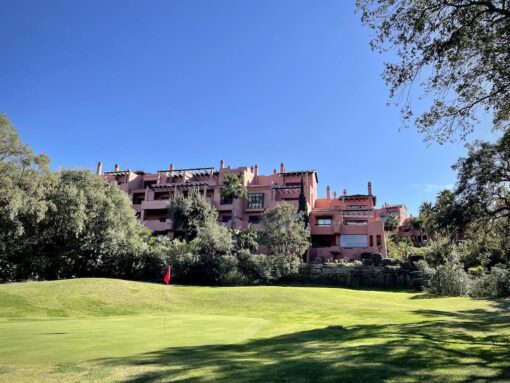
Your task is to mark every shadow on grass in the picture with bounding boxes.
[98,301,510,383]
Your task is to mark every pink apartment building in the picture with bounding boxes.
[99,160,387,260]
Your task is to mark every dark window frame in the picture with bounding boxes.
[248,193,264,209]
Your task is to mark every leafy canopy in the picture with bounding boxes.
[357,0,510,143]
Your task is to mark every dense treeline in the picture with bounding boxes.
[385,131,510,297]
[0,115,309,284]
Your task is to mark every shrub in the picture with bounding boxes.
[470,266,510,298]
[429,262,471,296]
[236,249,272,284]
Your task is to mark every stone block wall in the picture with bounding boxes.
[293,262,426,289]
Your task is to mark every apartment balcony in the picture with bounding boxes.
[341,224,368,235]
[141,200,169,210]
[143,219,173,232]
[311,224,335,235]
[217,203,233,211]
[342,210,372,218]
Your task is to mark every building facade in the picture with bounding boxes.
[99,160,387,260]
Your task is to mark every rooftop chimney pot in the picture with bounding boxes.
[114,164,119,172]
[220,159,225,170]
[326,185,331,200]
[96,161,103,176]
[368,181,372,195]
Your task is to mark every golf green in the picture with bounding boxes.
[0,278,508,382]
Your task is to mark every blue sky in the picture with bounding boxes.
[0,0,496,215]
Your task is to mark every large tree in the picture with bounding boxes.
[453,129,510,237]
[168,189,217,241]
[0,115,55,280]
[357,0,510,143]
[259,202,310,277]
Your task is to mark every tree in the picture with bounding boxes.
[220,173,247,229]
[384,214,400,231]
[0,115,55,280]
[418,202,435,238]
[39,169,149,279]
[453,130,510,257]
[432,189,473,240]
[357,0,510,143]
[298,177,309,227]
[454,130,510,224]
[168,189,217,241]
[259,202,310,278]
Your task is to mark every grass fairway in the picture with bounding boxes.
[0,279,508,382]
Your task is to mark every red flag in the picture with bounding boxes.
[163,265,171,285]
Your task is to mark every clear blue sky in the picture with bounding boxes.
[0,0,496,215]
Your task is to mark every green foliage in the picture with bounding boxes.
[385,232,423,261]
[298,177,309,227]
[383,214,399,231]
[231,227,258,253]
[220,172,247,228]
[470,266,510,298]
[357,0,510,143]
[259,202,310,277]
[429,262,472,297]
[0,115,55,280]
[168,189,218,241]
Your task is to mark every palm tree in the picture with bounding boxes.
[384,214,400,231]
[220,173,247,229]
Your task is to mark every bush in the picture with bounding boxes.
[470,266,510,298]
[236,249,272,284]
[429,262,471,296]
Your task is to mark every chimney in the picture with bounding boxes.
[343,189,347,197]
[333,191,337,199]
[273,168,277,175]
[280,162,285,173]
[254,164,259,177]
[169,163,174,176]
[114,164,119,172]
[250,165,254,173]
[220,159,225,170]
[96,161,103,176]
[326,185,331,200]
[368,181,372,195]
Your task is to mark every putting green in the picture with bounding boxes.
[0,314,268,364]
[0,278,508,382]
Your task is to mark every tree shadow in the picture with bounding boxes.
[97,301,510,383]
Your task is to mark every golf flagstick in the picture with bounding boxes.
[163,265,171,330]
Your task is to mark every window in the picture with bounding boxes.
[285,182,301,187]
[220,196,233,205]
[248,193,264,209]
[248,215,260,224]
[221,215,231,223]
[370,235,374,247]
[316,217,332,226]
[376,235,382,246]
[340,235,368,248]
[132,194,145,204]
[317,239,332,247]
[344,220,368,225]
[159,217,167,223]
[155,192,170,200]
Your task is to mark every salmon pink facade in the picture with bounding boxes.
[99,160,387,260]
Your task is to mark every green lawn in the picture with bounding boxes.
[0,279,508,382]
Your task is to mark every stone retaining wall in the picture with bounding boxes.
[294,262,426,289]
